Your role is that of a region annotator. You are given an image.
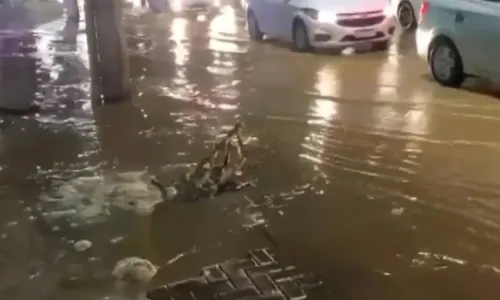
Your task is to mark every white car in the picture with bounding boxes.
[416,0,500,87]
[245,0,396,52]
[391,0,421,30]
[168,0,221,13]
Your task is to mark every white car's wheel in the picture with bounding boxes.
[397,1,416,31]
[247,11,264,41]
[429,37,465,87]
[292,20,313,52]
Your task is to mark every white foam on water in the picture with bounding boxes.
[41,171,163,224]
[112,256,158,287]
[73,239,92,252]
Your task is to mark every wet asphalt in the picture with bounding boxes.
[2,2,500,299]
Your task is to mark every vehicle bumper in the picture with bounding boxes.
[305,16,396,48]
[415,27,434,62]
[170,0,220,13]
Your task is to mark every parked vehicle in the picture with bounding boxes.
[391,0,421,30]
[168,0,221,14]
[245,0,396,52]
[135,0,170,13]
[416,0,500,87]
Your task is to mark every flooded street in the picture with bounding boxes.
[2,1,500,299]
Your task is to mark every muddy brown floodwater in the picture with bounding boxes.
[2,2,500,300]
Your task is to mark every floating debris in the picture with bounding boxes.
[166,247,198,265]
[391,207,405,216]
[151,121,256,202]
[43,209,77,220]
[74,239,92,252]
[6,221,18,227]
[160,185,178,201]
[112,257,158,286]
[242,210,266,229]
[110,236,125,244]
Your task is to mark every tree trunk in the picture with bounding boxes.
[84,0,131,105]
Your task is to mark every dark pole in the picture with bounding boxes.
[84,0,131,105]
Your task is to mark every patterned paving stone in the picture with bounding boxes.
[147,248,322,300]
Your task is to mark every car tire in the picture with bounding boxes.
[397,1,416,31]
[292,20,313,52]
[247,11,264,41]
[429,37,465,87]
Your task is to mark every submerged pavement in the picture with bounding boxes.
[1,2,500,300]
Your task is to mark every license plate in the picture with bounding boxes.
[355,30,376,38]
[354,42,372,51]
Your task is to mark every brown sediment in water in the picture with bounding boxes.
[2,1,500,299]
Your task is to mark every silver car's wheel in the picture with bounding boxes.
[433,47,454,79]
[292,21,312,52]
[429,38,465,87]
[397,1,416,31]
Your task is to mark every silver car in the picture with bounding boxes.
[246,0,396,52]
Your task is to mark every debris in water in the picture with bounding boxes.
[74,239,92,252]
[151,121,256,201]
[153,184,178,201]
[165,185,178,199]
[374,269,392,276]
[243,210,265,229]
[391,207,405,216]
[244,195,257,207]
[7,221,18,227]
[166,248,197,265]
[112,257,158,286]
[43,209,77,219]
[110,236,125,244]
[29,269,42,280]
